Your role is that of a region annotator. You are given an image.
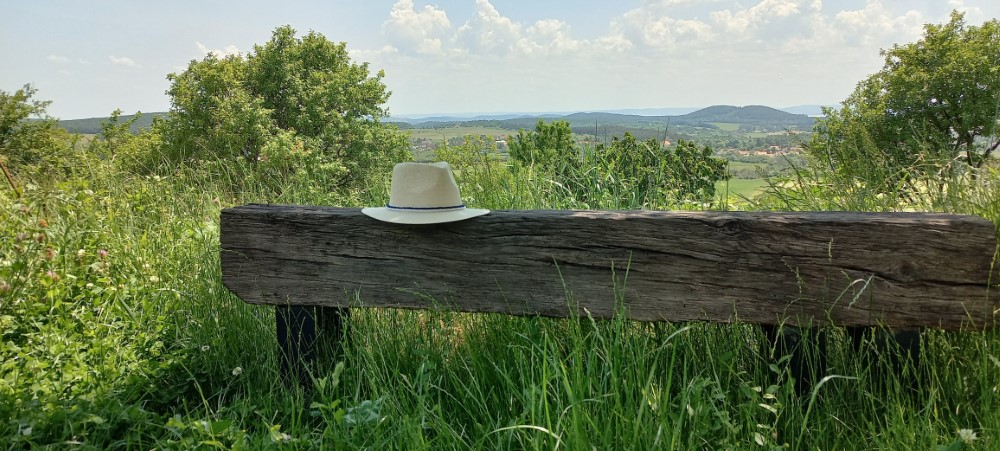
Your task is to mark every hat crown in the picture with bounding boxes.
[361,161,488,224]
[388,162,464,210]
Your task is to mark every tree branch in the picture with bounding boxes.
[0,159,20,198]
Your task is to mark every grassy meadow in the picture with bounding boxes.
[405,126,514,142]
[2,148,998,449]
[718,178,769,200]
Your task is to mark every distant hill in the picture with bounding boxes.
[393,105,816,133]
[58,112,166,135]
[60,105,817,136]
[780,104,838,117]
[392,107,702,123]
[673,105,815,127]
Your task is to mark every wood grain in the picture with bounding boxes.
[221,205,998,329]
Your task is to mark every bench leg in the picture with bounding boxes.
[276,305,350,390]
[317,305,350,347]
[276,305,318,389]
[847,326,922,393]
[761,324,828,397]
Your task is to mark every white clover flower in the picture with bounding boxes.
[232,366,243,376]
[149,275,160,283]
[958,429,977,444]
[201,345,210,352]
[77,249,86,257]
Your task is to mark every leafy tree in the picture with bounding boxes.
[667,140,730,202]
[809,11,1000,191]
[89,109,143,160]
[86,109,164,176]
[508,120,579,176]
[161,54,275,163]
[0,84,76,183]
[158,25,409,191]
[586,133,663,204]
[582,134,728,207]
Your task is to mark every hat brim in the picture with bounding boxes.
[361,207,490,224]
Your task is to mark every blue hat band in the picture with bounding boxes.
[385,204,466,211]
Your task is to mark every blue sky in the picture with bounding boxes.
[2,0,997,119]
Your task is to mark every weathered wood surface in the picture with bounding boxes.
[220,205,998,329]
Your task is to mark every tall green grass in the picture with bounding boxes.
[1,153,998,449]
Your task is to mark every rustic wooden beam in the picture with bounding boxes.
[221,205,997,330]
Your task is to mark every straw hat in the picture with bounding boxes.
[362,162,490,224]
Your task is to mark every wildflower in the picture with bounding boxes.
[34,232,46,242]
[232,366,243,376]
[98,249,109,259]
[0,281,10,293]
[143,263,151,270]
[958,429,977,444]
[15,233,28,242]
[45,270,60,282]
[85,283,94,289]
[149,275,160,283]
[38,218,48,228]
[201,345,210,352]
[43,248,56,260]
[77,249,86,258]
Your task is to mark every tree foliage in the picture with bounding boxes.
[508,120,579,176]
[158,25,409,191]
[506,120,728,208]
[0,84,77,183]
[809,11,1000,191]
[580,135,728,207]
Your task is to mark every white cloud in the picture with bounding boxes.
[46,55,71,64]
[384,0,452,55]
[78,58,92,65]
[195,41,240,57]
[349,45,399,60]
[379,0,594,58]
[833,1,924,47]
[368,0,963,115]
[613,8,714,50]
[456,0,523,55]
[709,0,807,35]
[109,55,139,68]
[519,19,581,55]
[595,33,634,53]
[947,0,984,18]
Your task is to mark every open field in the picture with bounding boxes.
[709,122,742,131]
[728,161,769,173]
[404,126,514,141]
[718,177,769,199]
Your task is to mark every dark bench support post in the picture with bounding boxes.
[276,305,349,389]
[847,326,922,393]
[761,324,828,396]
[276,305,316,389]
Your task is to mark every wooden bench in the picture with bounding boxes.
[220,205,997,388]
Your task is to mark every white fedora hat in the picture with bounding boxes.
[362,162,490,224]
